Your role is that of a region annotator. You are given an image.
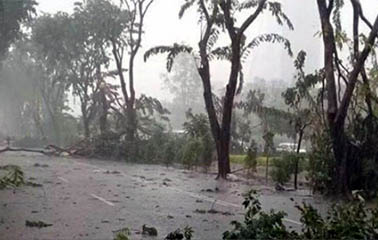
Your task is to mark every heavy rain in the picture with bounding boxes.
[0,0,378,239]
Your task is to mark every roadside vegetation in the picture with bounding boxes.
[1,0,378,238]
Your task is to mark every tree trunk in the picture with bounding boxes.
[265,153,269,184]
[317,1,378,197]
[294,129,304,190]
[51,115,61,146]
[216,139,228,179]
[83,116,90,139]
[99,86,108,136]
[125,105,137,160]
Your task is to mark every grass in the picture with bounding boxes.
[230,155,270,166]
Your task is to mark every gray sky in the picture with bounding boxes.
[35,0,377,101]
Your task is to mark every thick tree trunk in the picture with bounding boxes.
[317,1,378,197]
[317,0,351,196]
[125,107,137,156]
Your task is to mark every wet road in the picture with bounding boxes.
[0,153,328,239]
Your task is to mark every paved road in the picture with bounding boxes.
[0,152,328,240]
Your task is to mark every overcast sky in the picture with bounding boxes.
[35,0,377,101]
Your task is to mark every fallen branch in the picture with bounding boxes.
[0,147,53,155]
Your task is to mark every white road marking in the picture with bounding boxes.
[57,177,69,183]
[90,194,115,207]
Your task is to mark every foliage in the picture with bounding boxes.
[182,137,203,170]
[165,226,194,240]
[223,190,295,240]
[244,140,258,174]
[113,227,130,240]
[262,131,274,155]
[0,0,36,59]
[242,89,295,139]
[145,0,295,179]
[182,111,214,170]
[231,113,252,154]
[113,233,129,240]
[222,190,378,240]
[270,153,307,185]
[308,130,335,194]
[270,155,294,185]
[160,53,204,129]
[297,192,378,240]
[0,165,25,189]
[142,224,158,236]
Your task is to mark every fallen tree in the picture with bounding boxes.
[0,147,54,155]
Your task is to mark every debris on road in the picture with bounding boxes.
[142,224,158,236]
[25,220,53,228]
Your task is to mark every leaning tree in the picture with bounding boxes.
[145,0,293,178]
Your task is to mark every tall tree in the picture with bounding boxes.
[316,0,378,196]
[65,8,110,139]
[29,13,73,145]
[0,0,36,61]
[161,53,204,128]
[145,0,293,178]
[77,0,154,158]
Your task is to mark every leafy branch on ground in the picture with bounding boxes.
[25,220,53,228]
[0,165,25,189]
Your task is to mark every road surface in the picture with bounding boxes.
[0,152,328,239]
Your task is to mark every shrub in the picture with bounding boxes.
[308,131,335,193]
[182,137,203,169]
[223,190,297,240]
[270,154,295,185]
[297,192,378,239]
[199,134,214,172]
[0,165,25,189]
[244,141,258,175]
[165,226,194,240]
[223,190,378,240]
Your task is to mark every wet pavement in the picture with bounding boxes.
[0,152,329,240]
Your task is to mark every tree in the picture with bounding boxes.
[183,110,215,170]
[0,0,36,61]
[30,13,75,145]
[62,7,111,139]
[76,0,154,159]
[145,0,293,179]
[316,0,378,196]
[282,51,319,189]
[161,53,204,128]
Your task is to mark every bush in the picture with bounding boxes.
[199,134,214,172]
[165,226,194,240]
[222,190,378,240]
[223,190,296,240]
[308,131,335,193]
[182,137,203,169]
[297,192,378,239]
[270,155,295,185]
[244,141,258,175]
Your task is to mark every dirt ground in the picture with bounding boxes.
[0,152,329,240]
